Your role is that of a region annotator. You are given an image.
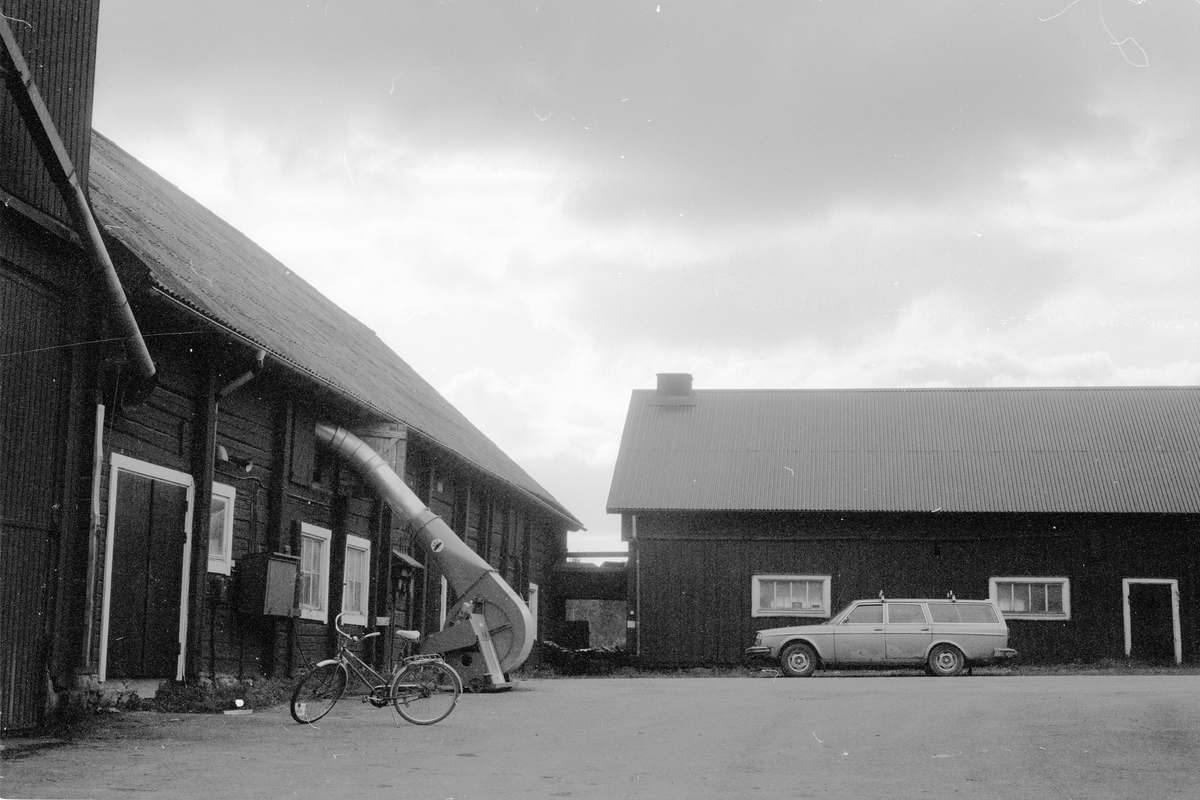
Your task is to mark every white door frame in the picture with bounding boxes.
[1122,578,1181,664]
[99,454,195,683]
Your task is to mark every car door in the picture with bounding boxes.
[833,603,885,664]
[884,602,932,663]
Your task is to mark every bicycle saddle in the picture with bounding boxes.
[394,629,421,641]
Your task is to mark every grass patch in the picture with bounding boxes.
[137,677,296,714]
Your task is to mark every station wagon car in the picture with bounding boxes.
[745,597,1017,677]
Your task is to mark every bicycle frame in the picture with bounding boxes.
[290,611,462,725]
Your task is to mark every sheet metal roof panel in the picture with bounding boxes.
[607,387,1200,513]
[88,131,580,528]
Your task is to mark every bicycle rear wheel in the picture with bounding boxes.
[291,661,347,724]
[391,660,460,725]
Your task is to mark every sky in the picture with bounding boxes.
[89,0,1200,551]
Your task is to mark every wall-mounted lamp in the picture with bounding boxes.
[216,444,254,473]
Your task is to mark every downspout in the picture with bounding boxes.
[315,424,534,673]
[217,350,267,400]
[1,18,156,403]
[204,348,266,682]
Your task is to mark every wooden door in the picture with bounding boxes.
[106,471,189,679]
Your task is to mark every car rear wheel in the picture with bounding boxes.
[779,642,817,677]
[928,644,965,677]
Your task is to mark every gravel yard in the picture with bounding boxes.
[4,674,1198,800]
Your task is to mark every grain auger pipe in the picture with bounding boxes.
[314,424,534,685]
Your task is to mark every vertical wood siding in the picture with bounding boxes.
[1,261,71,730]
[1,524,54,730]
[0,0,100,222]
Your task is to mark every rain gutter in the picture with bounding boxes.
[1,17,156,403]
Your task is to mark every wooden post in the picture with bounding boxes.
[187,350,218,683]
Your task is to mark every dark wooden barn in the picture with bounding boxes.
[606,374,1200,667]
[2,5,581,732]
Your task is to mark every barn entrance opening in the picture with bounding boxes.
[548,553,628,672]
[1123,579,1181,665]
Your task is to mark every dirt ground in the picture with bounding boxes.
[3,674,1198,800]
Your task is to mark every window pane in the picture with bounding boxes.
[344,548,365,614]
[1030,583,1048,613]
[1047,583,1064,614]
[754,577,828,616]
[300,536,324,610]
[801,580,822,610]
[994,580,1066,617]
[208,497,228,558]
[764,579,823,610]
[1013,584,1029,613]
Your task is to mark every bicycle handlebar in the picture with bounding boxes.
[333,611,381,643]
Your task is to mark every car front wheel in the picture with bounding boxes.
[779,642,817,677]
[927,644,965,677]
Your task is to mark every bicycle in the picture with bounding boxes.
[290,612,461,725]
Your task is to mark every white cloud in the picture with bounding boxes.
[90,18,1200,547]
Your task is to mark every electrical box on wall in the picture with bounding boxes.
[238,552,300,616]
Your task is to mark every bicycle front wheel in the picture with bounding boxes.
[391,660,460,725]
[291,661,347,724]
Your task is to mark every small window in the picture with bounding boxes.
[887,603,927,624]
[298,523,332,622]
[751,575,832,618]
[989,577,1070,620]
[341,535,371,627]
[843,604,883,624]
[207,483,236,575]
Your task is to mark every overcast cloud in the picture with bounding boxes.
[91,1,1200,549]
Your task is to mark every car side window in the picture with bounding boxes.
[843,604,883,624]
[928,603,961,622]
[928,603,999,623]
[887,603,926,624]
[957,604,999,623]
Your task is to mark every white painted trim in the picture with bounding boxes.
[528,582,539,641]
[751,574,832,618]
[989,576,1071,620]
[439,576,449,630]
[99,454,195,683]
[206,482,236,575]
[298,523,332,622]
[1122,578,1182,664]
[340,534,371,627]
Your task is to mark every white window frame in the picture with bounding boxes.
[989,577,1071,620]
[207,482,236,575]
[340,534,372,627]
[751,574,832,618]
[298,523,332,622]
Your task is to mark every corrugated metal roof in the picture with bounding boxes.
[87,131,581,529]
[606,386,1200,513]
